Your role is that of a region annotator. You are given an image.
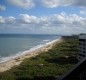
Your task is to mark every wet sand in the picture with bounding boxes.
[0,38,62,72]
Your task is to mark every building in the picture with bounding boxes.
[61,34,86,80]
[78,34,86,61]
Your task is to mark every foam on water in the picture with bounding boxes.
[0,37,61,63]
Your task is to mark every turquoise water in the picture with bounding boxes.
[0,34,60,62]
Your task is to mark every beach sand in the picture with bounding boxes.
[0,38,62,72]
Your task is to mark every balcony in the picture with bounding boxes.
[60,57,86,80]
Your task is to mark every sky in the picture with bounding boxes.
[0,0,86,35]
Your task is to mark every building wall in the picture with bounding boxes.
[78,34,86,61]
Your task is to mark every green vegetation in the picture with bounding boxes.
[0,37,78,80]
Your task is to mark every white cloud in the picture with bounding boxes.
[39,16,49,24]
[0,16,5,23]
[0,13,86,34]
[6,16,16,23]
[75,0,86,7]
[41,0,86,8]
[6,0,86,9]
[41,0,75,8]
[80,11,86,14]
[8,0,35,9]
[42,0,59,8]
[19,14,38,23]
[0,5,6,11]
[0,16,16,24]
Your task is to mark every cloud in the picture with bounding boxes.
[80,11,86,14]
[0,16,5,23]
[7,0,35,9]
[0,5,6,11]
[6,0,86,9]
[0,13,86,34]
[6,16,16,23]
[19,14,38,23]
[42,0,59,8]
[75,0,86,7]
[41,0,86,8]
[41,0,74,8]
[0,16,16,24]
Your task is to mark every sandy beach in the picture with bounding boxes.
[0,38,62,72]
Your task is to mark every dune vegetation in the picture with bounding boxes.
[0,36,78,80]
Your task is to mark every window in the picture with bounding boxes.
[79,39,86,42]
[79,54,85,57]
[83,51,85,53]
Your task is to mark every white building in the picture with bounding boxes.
[78,34,86,61]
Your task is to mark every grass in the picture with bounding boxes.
[0,37,78,80]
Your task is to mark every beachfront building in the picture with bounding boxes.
[61,34,86,80]
[78,34,86,61]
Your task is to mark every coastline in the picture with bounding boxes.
[0,38,62,72]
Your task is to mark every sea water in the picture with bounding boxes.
[0,34,60,63]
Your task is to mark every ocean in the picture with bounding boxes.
[0,34,60,63]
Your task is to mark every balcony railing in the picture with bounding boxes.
[60,57,86,80]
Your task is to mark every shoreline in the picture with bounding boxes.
[0,38,62,72]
